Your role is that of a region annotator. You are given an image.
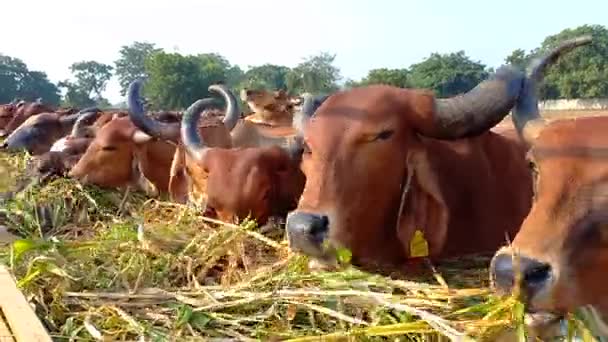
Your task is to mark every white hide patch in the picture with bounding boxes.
[50,137,69,152]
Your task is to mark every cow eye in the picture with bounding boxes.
[375,130,394,141]
[102,146,117,151]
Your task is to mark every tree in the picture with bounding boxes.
[114,41,163,96]
[529,24,608,99]
[58,80,96,108]
[356,68,410,88]
[17,71,61,105]
[0,54,60,105]
[408,51,489,98]
[144,52,235,109]
[69,61,114,100]
[504,48,529,69]
[241,64,291,90]
[286,52,342,94]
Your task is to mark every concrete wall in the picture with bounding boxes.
[539,98,608,111]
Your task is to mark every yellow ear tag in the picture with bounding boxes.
[410,230,429,258]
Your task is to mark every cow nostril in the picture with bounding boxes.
[286,212,330,243]
[491,252,552,296]
[524,262,552,286]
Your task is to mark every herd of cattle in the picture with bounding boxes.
[1,35,607,333]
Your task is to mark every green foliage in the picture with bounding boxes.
[0,54,60,105]
[59,61,114,107]
[242,64,291,90]
[408,51,489,98]
[286,52,342,94]
[114,41,163,96]
[69,61,114,99]
[530,24,608,99]
[350,68,410,88]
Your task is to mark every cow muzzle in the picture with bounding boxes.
[490,251,554,304]
[285,211,335,262]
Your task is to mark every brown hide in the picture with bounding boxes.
[289,85,533,273]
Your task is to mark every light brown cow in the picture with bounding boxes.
[240,88,302,127]
[284,39,589,276]
[487,37,608,331]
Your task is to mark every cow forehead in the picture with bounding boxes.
[532,117,608,163]
[95,118,136,142]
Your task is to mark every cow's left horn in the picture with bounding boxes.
[512,35,592,144]
[181,98,219,162]
[208,84,240,131]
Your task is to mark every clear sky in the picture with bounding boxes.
[1,0,605,104]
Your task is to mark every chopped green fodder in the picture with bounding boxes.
[0,150,601,341]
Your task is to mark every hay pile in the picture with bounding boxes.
[0,151,598,341]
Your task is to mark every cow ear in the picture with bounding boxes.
[131,155,158,197]
[132,130,152,144]
[395,150,449,260]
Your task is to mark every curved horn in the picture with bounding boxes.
[71,110,101,137]
[208,84,240,131]
[415,35,593,140]
[513,35,593,144]
[59,107,102,125]
[127,79,180,142]
[181,98,219,162]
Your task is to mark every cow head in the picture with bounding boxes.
[0,100,54,137]
[0,107,101,155]
[489,37,608,323]
[180,97,306,225]
[285,37,591,271]
[67,114,174,196]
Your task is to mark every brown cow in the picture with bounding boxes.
[283,41,590,274]
[487,37,608,330]
[0,99,55,137]
[67,113,180,196]
[179,97,306,225]
[1,107,102,155]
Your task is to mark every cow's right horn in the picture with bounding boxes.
[128,80,181,142]
[181,98,219,162]
[415,35,592,141]
[208,84,240,131]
